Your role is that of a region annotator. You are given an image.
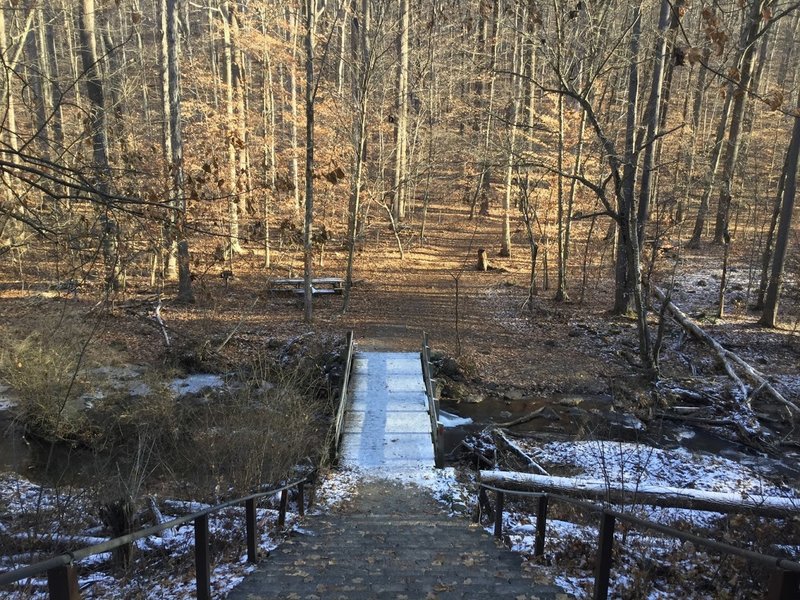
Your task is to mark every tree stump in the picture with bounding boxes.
[100,496,135,570]
[477,248,489,271]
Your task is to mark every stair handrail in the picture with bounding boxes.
[421,332,444,468]
[476,480,800,599]
[0,471,316,600]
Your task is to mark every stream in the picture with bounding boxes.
[441,393,800,484]
[0,373,227,485]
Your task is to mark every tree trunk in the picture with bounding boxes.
[613,8,641,316]
[303,0,317,323]
[392,0,409,221]
[759,87,800,328]
[712,0,764,244]
[288,8,302,214]
[160,0,177,279]
[221,2,242,255]
[636,0,673,246]
[755,170,784,309]
[79,0,117,291]
[470,0,500,220]
[688,88,733,248]
[261,10,277,269]
[681,50,710,224]
[167,0,193,303]
[343,0,370,313]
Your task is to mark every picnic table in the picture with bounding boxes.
[268,277,344,296]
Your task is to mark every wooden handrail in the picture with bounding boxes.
[421,332,444,468]
[0,472,315,599]
[329,330,355,463]
[476,481,800,599]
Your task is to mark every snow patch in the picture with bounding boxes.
[169,374,225,396]
[438,409,473,428]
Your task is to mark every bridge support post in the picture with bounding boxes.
[47,564,80,600]
[593,511,615,600]
[195,514,211,600]
[245,499,258,563]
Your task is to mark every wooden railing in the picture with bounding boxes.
[421,332,444,468]
[0,473,315,600]
[476,481,800,600]
[329,330,355,464]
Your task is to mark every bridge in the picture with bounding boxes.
[339,351,437,469]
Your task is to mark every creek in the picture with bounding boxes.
[0,373,227,485]
[441,393,800,484]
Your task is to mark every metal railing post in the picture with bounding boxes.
[278,489,289,528]
[768,569,800,600]
[494,491,505,539]
[593,511,615,600]
[195,514,211,600]
[535,495,548,557]
[47,564,80,600]
[245,499,258,563]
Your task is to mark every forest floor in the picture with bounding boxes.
[1,194,799,451]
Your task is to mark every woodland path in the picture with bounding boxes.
[227,348,570,599]
[226,480,570,600]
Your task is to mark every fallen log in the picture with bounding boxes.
[654,287,799,416]
[491,428,550,476]
[494,406,550,428]
[479,470,800,518]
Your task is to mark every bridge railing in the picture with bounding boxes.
[329,330,355,464]
[0,472,315,600]
[476,481,800,600]
[421,332,444,468]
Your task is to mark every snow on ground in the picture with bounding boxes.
[0,473,301,599]
[491,439,800,598]
[5,439,798,598]
[521,440,800,508]
[0,383,14,410]
[169,373,226,396]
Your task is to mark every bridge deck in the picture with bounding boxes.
[339,352,435,470]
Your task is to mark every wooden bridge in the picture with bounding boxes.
[339,351,437,469]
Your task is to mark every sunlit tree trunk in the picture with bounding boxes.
[166,0,194,302]
[392,0,409,221]
[343,0,370,313]
[303,0,317,323]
